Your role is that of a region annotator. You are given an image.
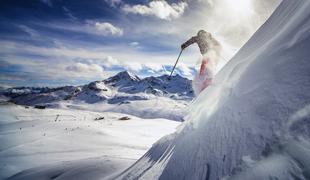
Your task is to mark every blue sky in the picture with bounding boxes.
[0,0,280,87]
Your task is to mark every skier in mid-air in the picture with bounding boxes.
[181,30,222,95]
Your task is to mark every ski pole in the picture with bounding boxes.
[169,49,183,79]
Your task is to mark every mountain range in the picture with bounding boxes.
[1,71,194,106]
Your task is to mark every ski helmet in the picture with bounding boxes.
[197,30,207,36]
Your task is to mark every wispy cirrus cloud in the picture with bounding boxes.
[18,25,39,37]
[62,6,78,20]
[105,0,122,8]
[122,1,188,20]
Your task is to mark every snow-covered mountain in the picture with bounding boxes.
[3,0,310,179]
[114,1,310,179]
[2,71,194,106]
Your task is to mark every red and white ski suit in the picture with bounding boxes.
[181,30,222,96]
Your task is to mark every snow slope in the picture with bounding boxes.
[116,0,310,179]
[0,104,179,179]
[64,97,188,122]
[2,72,192,121]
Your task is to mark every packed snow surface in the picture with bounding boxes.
[117,0,310,179]
[0,104,180,179]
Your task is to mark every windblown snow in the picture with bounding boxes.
[116,0,310,179]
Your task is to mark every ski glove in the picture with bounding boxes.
[181,36,198,50]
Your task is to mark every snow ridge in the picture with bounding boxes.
[116,0,310,179]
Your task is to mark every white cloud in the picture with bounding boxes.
[28,20,123,38]
[122,1,188,20]
[130,42,139,46]
[1,0,282,88]
[119,0,280,66]
[94,22,123,36]
[0,84,12,89]
[122,62,143,72]
[66,63,105,78]
[85,56,120,68]
[0,40,180,66]
[0,39,197,87]
[177,63,193,77]
[143,63,164,72]
[102,56,120,67]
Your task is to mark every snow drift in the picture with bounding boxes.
[116,0,310,179]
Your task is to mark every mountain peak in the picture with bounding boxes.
[105,71,140,83]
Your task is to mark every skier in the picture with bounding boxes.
[181,30,222,95]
